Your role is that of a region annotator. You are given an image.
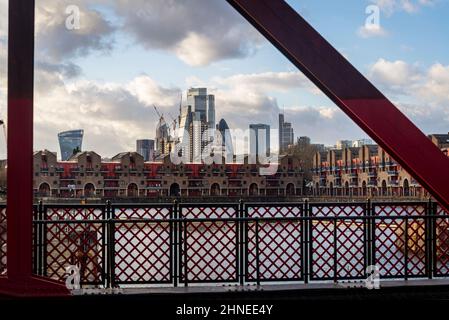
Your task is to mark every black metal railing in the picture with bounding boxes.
[1,200,449,288]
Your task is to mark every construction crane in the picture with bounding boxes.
[153,104,163,119]
[168,113,177,132]
[153,104,175,138]
[153,104,178,136]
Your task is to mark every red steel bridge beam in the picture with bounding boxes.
[1,0,448,297]
[0,0,69,296]
[227,0,449,212]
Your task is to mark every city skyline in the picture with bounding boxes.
[40,89,449,160]
[1,1,449,159]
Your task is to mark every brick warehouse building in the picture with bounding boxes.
[311,133,449,198]
[3,150,303,199]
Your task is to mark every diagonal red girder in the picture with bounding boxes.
[227,0,449,211]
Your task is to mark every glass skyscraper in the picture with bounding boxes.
[58,129,84,161]
[136,139,155,161]
[279,113,294,153]
[177,88,216,162]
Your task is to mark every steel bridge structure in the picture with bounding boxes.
[1,0,449,296]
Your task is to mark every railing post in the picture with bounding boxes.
[369,199,376,273]
[427,197,434,279]
[303,199,309,284]
[404,217,409,281]
[238,199,244,286]
[308,201,314,281]
[178,204,184,287]
[333,217,337,283]
[173,199,178,288]
[255,218,260,286]
[183,214,188,287]
[42,202,48,277]
[33,200,43,276]
[366,198,372,272]
[106,200,114,288]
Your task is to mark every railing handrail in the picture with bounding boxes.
[32,213,449,224]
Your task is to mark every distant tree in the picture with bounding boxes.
[72,146,81,155]
[288,142,319,182]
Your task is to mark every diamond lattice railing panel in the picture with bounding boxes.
[336,220,366,278]
[182,206,237,219]
[46,206,105,220]
[374,204,426,217]
[248,206,302,218]
[374,204,426,278]
[113,206,172,283]
[246,206,302,281]
[311,205,365,217]
[0,206,6,275]
[435,205,449,276]
[114,221,171,283]
[406,219,427,275]
[181,206,237,282]
[45,221,104,285]
[113,206,171,220]
[311,219,335,279]
[310,205,366,280]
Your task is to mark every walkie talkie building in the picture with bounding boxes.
[58,129,84,161]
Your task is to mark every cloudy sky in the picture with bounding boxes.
[0,0,449,159]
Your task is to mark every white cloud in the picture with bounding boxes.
[33,66,180,158]
[367,58,449,136]
[127,75,181,107]
[418,63,449,103]
[35,0,115,61]
[368,58,422,94]
[357,24,388,38]
[0,0,6,38]
[111,0,262,66]
[212,71,318,95]
[368,58,449,106]
[372,0,435,15]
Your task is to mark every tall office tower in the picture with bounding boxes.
[175,88,216,163]
[186,88,215,139]
[155,116,170,158]
[136,139,154,161]
[189,112,209,163]
[249,124,270,159]
[279,113,294,153]
[215,118,234,157]
[58,129,84,161]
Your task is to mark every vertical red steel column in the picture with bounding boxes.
[227,0,449,211]
[6,0,35,281]
[0,0,69,296]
